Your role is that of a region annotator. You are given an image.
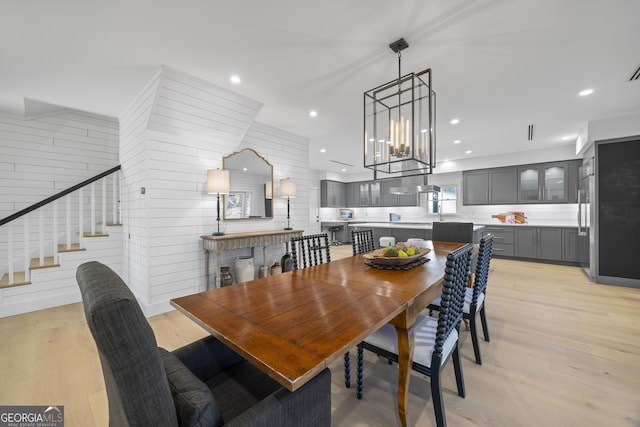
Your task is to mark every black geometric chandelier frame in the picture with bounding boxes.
[363,38,436,179]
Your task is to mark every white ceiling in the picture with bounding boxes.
[2,0,640,176]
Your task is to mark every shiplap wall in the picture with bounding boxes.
[0,111,118,216]
[120,66,309,315]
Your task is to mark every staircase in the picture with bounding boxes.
[0,231,116,288]
[1,166,122,317]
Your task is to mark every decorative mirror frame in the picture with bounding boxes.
[222,148,274,220]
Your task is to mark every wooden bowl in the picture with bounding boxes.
[363,247,431,266]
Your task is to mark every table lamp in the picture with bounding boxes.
[280,178,296,230]
[207,169,230,236]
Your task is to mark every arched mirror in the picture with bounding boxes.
[222,148,273,220]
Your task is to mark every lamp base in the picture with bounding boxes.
[212,232,225,236]
[283,227,293,231]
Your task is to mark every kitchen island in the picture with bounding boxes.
[349,222,486,244]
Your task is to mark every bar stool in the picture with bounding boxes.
[328,226,343,246]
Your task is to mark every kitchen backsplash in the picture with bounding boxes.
[320,203,579,226]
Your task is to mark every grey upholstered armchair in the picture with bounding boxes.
[77,261,331,427]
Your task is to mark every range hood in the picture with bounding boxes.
[389,175,440,195]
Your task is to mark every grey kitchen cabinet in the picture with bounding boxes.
[380,179,399,206]
[378,179,418,207]
[320,180,345,207]
[515,226,563,261]
[391,228,431,242]
[358,182,371,206]
[489,168,518,204]
[345,182,360,207]
[463,167,517,205]
[562,227,579,262]
[483,225,515,257]
[463,170,489,205]
[370,182,382,206]
[517,162,569,203]
[397,189,418,206]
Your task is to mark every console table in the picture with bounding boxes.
[201,229,303,289]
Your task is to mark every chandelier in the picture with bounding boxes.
[363,38,436,178]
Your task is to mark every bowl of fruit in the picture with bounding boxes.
[363,242,431,266]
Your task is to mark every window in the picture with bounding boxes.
[426,185,457,214]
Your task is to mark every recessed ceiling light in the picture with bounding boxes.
[341,168,347,172]
[465,150,472,154]
[450,118,460,125]
[579,88,594,96]
[242,167,247,171]
[453,139,461,144]
[561,135,577,141]
[320,148,326,153]
[309,110,318,117]
[230,75,241,84]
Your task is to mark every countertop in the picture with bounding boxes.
[321,219,578,228]
[348,222,486,231]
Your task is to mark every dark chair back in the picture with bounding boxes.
[290,233,331,270]
[432,222,474,243]
[76,261,178,427]
[351,229,375,255]
[472,234,494,306]
[434,244,473,358]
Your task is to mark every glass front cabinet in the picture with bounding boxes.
[517,162,569,203]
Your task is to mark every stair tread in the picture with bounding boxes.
[30,256,60,270]
[58,243,85,253]
[0,272,31,288]
[83,232,109,237]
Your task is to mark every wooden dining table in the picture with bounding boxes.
[171,240,466,427]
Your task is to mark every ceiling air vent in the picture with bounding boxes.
[527,124,535,141]
[330,159,354,167]
[629,64,640,81]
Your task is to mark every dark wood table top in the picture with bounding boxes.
[171,240,466,391]
[171,269,407,390]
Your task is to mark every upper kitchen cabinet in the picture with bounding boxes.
[357,181,384,207]
[379,179,418,207]
[320,180,346,207]
[345,182,360,207]
[517,162,569,203]
[463,167,517,205]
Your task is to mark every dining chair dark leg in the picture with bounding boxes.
[357,342,364,399]
[480,304,490,342]
[469,314,483,365]
[430,364,446,427]
[452,344,466,397]
[344,352,351,388]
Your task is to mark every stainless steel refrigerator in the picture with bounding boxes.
[579,136,640,287]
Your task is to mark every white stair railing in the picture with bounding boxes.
[1,166,121,286]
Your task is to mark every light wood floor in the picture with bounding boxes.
[1,246,639,426]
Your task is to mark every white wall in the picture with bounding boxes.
[119,66,310,315]
[0,110,119,217]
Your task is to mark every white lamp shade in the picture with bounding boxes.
[207,169,230,194]
[280,178,296,198]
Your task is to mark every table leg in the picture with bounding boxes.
[204,249,211,290]
[395,324,414,427]
[215,251,221,289]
